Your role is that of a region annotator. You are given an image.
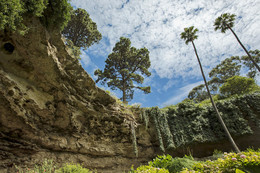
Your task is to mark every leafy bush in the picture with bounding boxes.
[149,155,173,169]
[0,0,24,31]
[219,76,260,97]
[148,155,197,173]
[134,165,169,173]
[56,164,93,173]
[166,158,197,173]
[187,149,260,173]
[0,0,72,32]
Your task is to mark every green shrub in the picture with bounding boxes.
[166,158,197,173]
[149,155,173,169]
[56,164,93,173]
[219,76,260,97]
[0,0,72,33]
[148,155,197,173]
[0,0,24,31]
[134,165,169,173]
[190,150,260,173]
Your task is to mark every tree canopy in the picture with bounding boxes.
[188,84,208,103]
[241,49,260,79]
[0,0,72,32]
[62,8,102,49]
[220,76,259,97]
[94,37,151,103]
[208,56,241,91]
[188,50,259,103]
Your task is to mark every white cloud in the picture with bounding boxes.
[163,80,178,92]
[71,0,260,80]
[162,80,204,106]
[80,51,92,67]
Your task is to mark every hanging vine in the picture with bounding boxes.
[150,107,165,152]
[157,111,175,150]
[143,108,149,130]
[142,92,259,150]
[131,121,138,157]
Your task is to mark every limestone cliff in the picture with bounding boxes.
[0,18,154,173]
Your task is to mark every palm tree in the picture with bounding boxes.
[180,26,240,153]
[214,13,260,72]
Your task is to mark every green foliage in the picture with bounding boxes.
[180,26,198,45]
[141,108,149,130]
[62,8,102,49]
[42,0,72,31]
[56,164,93,173]
[141,150,260,173]
[65,39,82,59]
[22,0,48,16]
[149,155,173,169]
[191,150,260,173]
[198,94,220,107]
[188,55,243,103]
[188,84,208,103]
[0,0,24,31]
[148,155,197,173]
[94,37,151,103]
[241,49,260,79]
[0,0,72,32]
[214,13,236,33]
[148,107,175,152]
[131,121,138,157]
[167,158,197,173]
[150,107,165,152]
[219,76,259,97]
[147,107,176,151]
[15,159,56,173]
[208,56,241,90]
[150,92,260,148]
[134,165,169,173]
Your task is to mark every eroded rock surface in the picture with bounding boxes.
[0,18,154,173]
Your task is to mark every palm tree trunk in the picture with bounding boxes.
[228,27,260,72]
[191,41,240,153]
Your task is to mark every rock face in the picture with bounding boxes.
[0,18,154,173]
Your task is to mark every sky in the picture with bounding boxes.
[70,0,260,108]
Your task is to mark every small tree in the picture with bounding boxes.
[214,13,260,72]
[95,37,151,103]
[62,8,102,49]
[220,76,259,97]
[181,26,240,153]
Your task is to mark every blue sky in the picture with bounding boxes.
[70,0,260,108]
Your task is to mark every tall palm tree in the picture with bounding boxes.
[214,13,260,72]
[180,26,240,153]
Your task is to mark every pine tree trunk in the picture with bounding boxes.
[229,27,260,72]
[122,79,127,104]
[191,41,240,153]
